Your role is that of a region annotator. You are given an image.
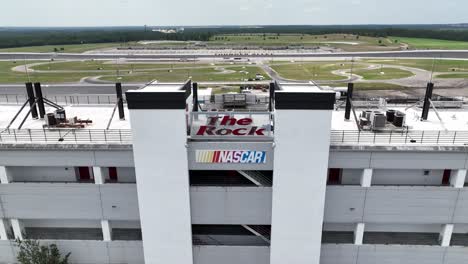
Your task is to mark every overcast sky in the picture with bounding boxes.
[1,0,465,27]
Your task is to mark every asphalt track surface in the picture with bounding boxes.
[2,50,468,60]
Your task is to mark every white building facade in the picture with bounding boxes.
[0,81,467,264]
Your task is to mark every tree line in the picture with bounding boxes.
[0,25,467,49]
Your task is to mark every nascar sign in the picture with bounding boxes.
[196,150,267,164]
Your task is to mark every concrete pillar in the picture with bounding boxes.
[101,220,112,241]
[270,88,335,264]
[0,166,11,184]
[354,223,365,245]
[451,169,466,188]
[126,85,193,264]
[440,224,454,247]
[11,219,25,240]
[360,168,373,187]
[93,167,104,184]
[0,219,9,240]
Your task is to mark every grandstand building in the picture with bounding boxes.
[0,81,467,264]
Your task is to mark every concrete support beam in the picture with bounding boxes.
[354,223,365,245]
[271,105,333,264]
[127,88,194,264]
[451,169,466,188]
[93,167,104,185]
[11,219,25,240]
[0,219,9,240]
[440,224,454,247]
[360,168,373,187]
[0,166,11,184]
[101,220,112,241]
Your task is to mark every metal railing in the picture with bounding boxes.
[1,127,468,146]
[331,130,468,146]
[0,94,123,105]
[0,129,132,144]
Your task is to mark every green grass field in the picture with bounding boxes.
[0,61,269,83]
[269,61,366,80]
[352,67,414,80]
[364,59,468,72]
[435,73,468,79]
[0,61,94,83]
[353,83,407,90]
[99,66,270,83]
[321,82,406,90]
[0,43,131,53]
[390,37,468,50]
[31,61,234,72]
[210,34,400,51]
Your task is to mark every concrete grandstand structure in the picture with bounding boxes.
[0,80,467,264]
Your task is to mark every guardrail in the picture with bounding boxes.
[0,129,132,144]
[331,130,468,146]
[0,94,123,105]
[1,128,468,146]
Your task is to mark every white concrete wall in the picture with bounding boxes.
[323,223,356,231]
[101,167,136,183]
[193,246,269,264]
[0,149,134,167]
[129,109,193,264]
[190,187,271,225]
[8,166,77,182]
[271,109,332,264]
[364,223,442,233]
[372,169,444,186]
[341,169,362,185]
[22,219,101,228]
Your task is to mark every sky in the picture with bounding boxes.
[1,0,466,27]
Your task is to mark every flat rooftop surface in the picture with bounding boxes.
[0,104,131,130]
[127,81,186,93]
[332,107,468,131]
[2,104,468,132]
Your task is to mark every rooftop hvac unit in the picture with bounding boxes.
[372,113,386,130]
[386,109,396,122]
[223,94,247,107]
[364,110,372,120]
[54,109,66,122]
[369,111,382,123]
[393,112,406,127]
[45,113,57,126]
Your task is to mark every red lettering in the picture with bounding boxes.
[220,116,237,126]
[196,126,216,135]
[255,128,265,135]
[233,128,248,135]
[216,128,232,135]
[237,118,252,126]
[208,117,220,125]
[247,127,265,136]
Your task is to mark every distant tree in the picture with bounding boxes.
[394,39,399,43]
[16,239,71,264]
[53,47,58,52]
[356,35,360,40]
[378,39,383,44]
[60,47,64,51]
